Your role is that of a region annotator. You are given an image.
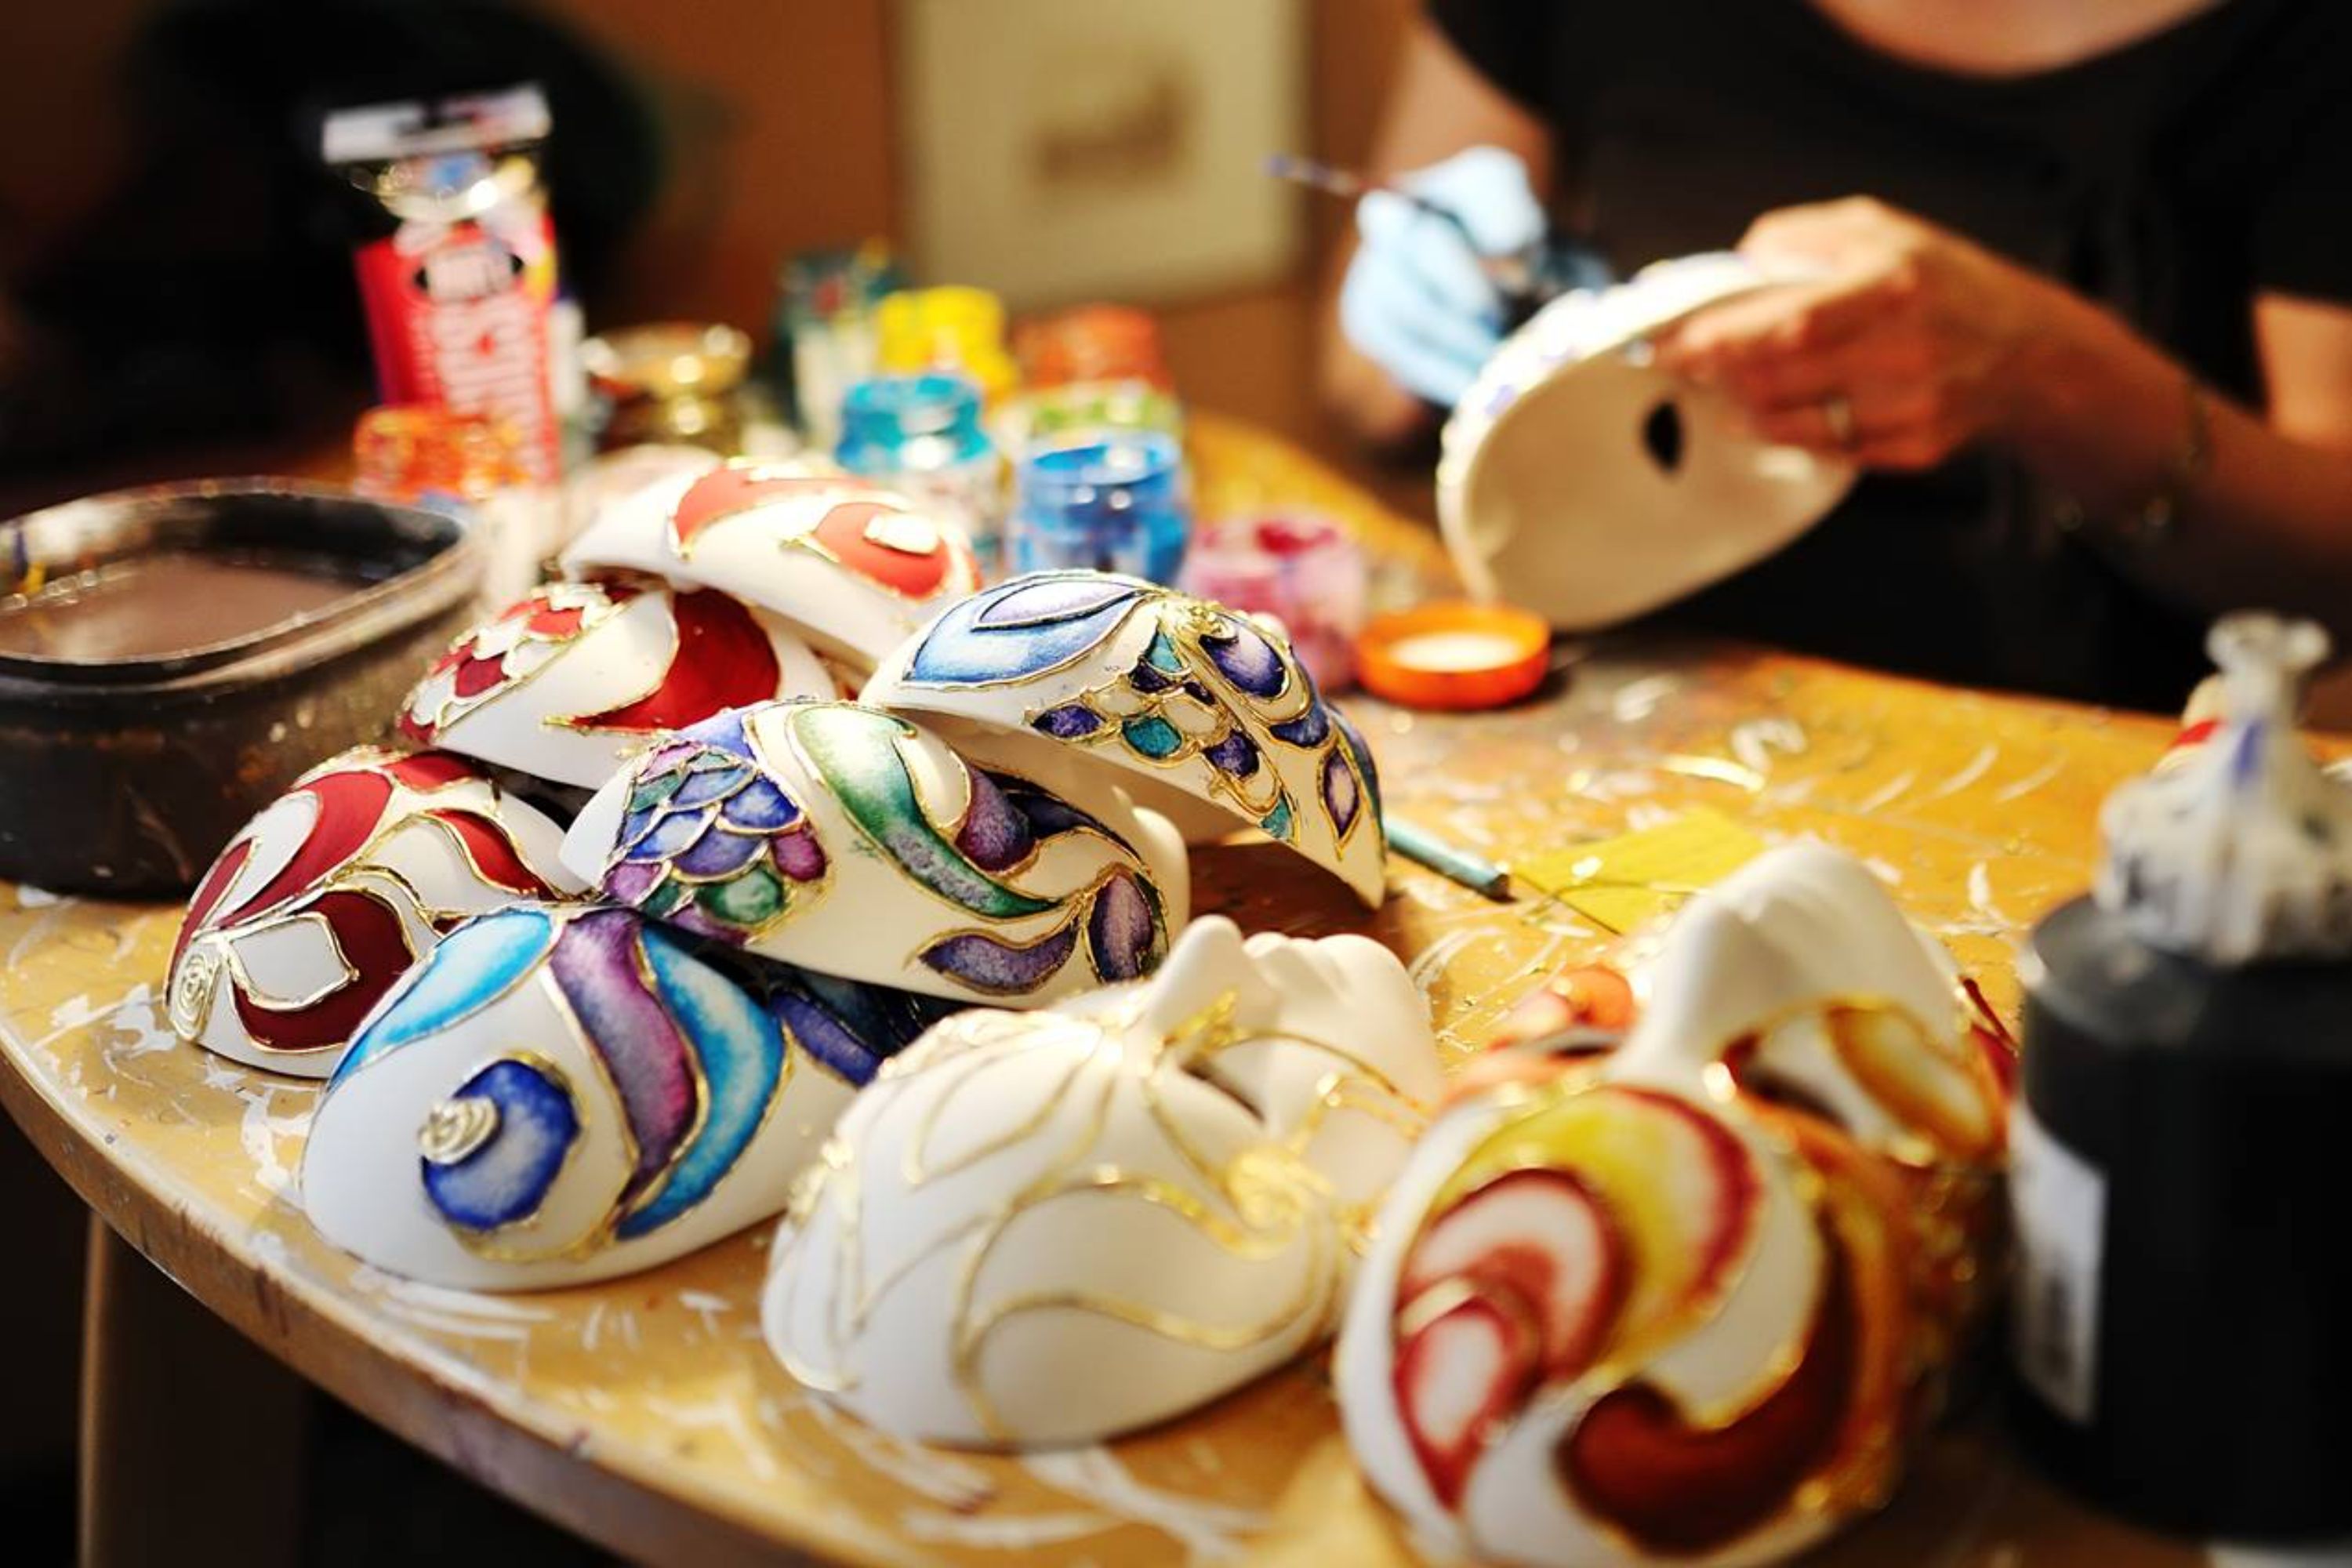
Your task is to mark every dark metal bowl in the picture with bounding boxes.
[0,481,482,896]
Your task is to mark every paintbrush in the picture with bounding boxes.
[1385,818,1514,901]
[1265,153,1537,298]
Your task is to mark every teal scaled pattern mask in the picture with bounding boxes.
[863,572,1385,907]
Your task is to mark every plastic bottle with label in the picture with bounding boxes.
[2009,614,2352,1542]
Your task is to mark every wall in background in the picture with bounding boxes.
[548,0,899,332]
[0,0,1410,338]
[895,0,1308,310]
[0,0,142,280]
[551,0,1413,334]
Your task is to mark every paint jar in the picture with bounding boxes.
[875,286,1018,406]
[771,241,903,447]
[1178,514,1366,690]
[1014,304,1171,390]
[1008,432,1189,584]
[995,379,1185,458]
[837,372,1005,577]
[354,402,550,600]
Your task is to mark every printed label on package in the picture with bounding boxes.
[2009,1096,2107,1425]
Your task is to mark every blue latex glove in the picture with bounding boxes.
[1339,146,1547,408]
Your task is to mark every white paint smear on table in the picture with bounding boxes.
[1021,1446,1268,1562]
[96,983,175,1063]
[1927,860,2023,941]
[374,1302,538,1344]
[677,1289,731,1339]
[8,898,73,968]
[1624,801,1680,833]
[1404,927,1483,994]
[800,1396,997,1509]
[899,1508,1110,1551]
[1611,674,1680,723]
[235,1084,310,1200]
[644,1393,782,1483]
[1730,717,1808,775]
[1925,742,1999,802]
[350,1271,557,1324]
[1857,769,1918,815]
[1968,861,2008,924]
[1994,754,2067,804]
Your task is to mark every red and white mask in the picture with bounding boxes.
[397,579,836,789]
[561,461,983,675]
[1335,844,2013,1568]
[166,747,585,1077]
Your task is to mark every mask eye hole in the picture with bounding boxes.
[1641,398,1685,475]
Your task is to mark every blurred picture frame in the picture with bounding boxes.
[895,0,1306,308]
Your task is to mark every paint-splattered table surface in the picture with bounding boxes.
[0,419,2239,1565]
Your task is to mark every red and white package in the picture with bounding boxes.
[325,86,561,485]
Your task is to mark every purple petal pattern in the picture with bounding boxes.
[1269,702,1330,749]
[1334,709,1384,826]
[546,908,699,1207]
[1203,618,1286,698]
[1032,703,1105,740]
[606,862,661,904]
[727,777,800,830]
[982,579,1374,862]
[1321,746,1361,840]
[598,716,827,942]
[1086,872,1162,982]
[1206,731,1261,779]
[672,760,753,808]
[920,924,1081,994]
[673,827,768,878]
[771,833,828,881]
[626,807,716,862]
[989,772,1133,856]
[955,769,1036,873]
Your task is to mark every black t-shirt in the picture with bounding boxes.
[1429,0,2352,710]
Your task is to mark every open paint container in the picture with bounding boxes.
[0,481,481,894]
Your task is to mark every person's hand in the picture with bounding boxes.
[1338,146,1545,408]
[1654,197,2060,470]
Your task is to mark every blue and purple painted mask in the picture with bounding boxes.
[863,572,1385,906]
[301,901,956,1290]
[557,699,1191,1006]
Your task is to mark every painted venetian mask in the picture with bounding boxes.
[1335,842,2012,1568]
[166,747,583,1077]
[397,579,836,788]
[561,461,984,674]
[1611,844,2009,1164]
[558,699,1189,1006]
[761,916,1443,1447]
[301,902,954,1289]
[862,571,1386,906]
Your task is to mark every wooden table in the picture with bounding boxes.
[0,420,2238,1566]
